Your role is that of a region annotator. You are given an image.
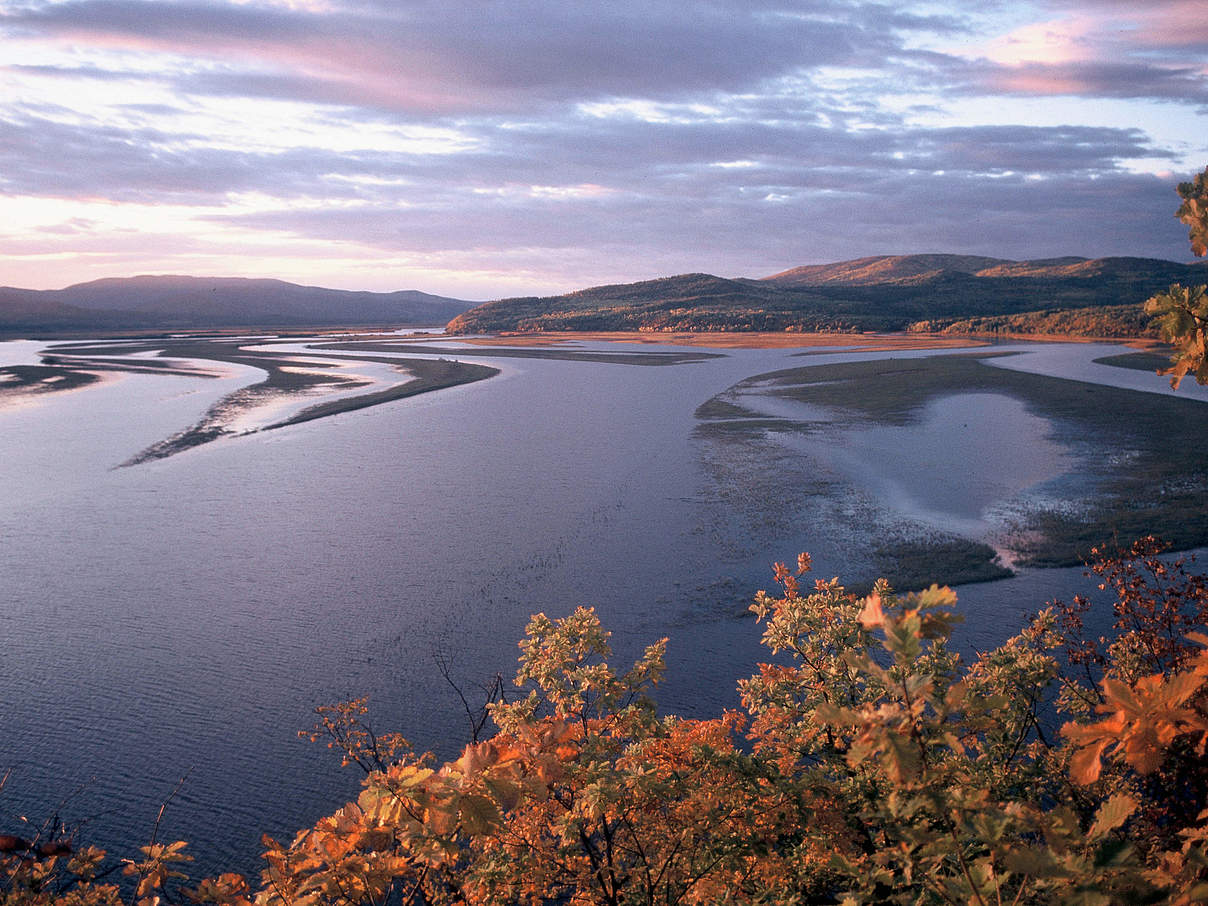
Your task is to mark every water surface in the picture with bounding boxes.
[0,336,1203,879]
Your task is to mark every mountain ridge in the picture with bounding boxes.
[447,254,1208,335]
[763,254,1016,285]
[6,255,1206,337]
[0,275,475,334]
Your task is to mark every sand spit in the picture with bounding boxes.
[3,336,499,465]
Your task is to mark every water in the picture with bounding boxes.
[985,342,1208,402]
[0,340,47,368]
[739,390,1073,552]
[0,336,1204,878]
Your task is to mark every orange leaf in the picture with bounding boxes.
[1069,735,1110,786]
[858,593,884,629]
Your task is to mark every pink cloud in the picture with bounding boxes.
[981,18,1098,67]
[1127,0,1208,49]
[972,59,1208,102]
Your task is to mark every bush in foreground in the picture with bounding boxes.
[4,540,1208,905]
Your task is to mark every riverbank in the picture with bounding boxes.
[449,329,987,350]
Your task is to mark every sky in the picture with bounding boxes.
[2,0,1206,299]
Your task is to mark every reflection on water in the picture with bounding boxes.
[783,392,1073,543]
[0,336,1204,879]
[0,340,48,368]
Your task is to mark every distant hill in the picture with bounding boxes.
[446,255,1208,335]
[446,273,833,333]
[764,254,1014,285]
[446,273,812,333]
[0,276,475,334]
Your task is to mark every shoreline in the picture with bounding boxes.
[697,349,1208,581]
[1,331,1181,485]
[447,329,989,350]
[116,348,499,466]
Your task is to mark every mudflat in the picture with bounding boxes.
[695,350,1208,586]
[1,336,499,464]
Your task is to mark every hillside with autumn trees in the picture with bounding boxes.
[3,172,1208,906]
[445,255,1208,336]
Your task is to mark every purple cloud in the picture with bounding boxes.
[0,0,1203,293]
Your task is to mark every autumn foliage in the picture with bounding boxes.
[1145,165,1208,388]
[5,539,1208,905]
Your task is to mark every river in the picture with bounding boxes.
[0,334,1205,878]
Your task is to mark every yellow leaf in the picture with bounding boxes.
[1088,794,1137,841]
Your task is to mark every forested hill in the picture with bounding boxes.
[0,275,474,334]
[446,254,1208,334]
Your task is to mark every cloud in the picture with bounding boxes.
[938,3,1208,103]
[1027,1,1208,53]
[1,0,953,114]
[0,0,1203,293]
[1,88,1163,207]
[960,59,1208,103]
[16,0,1201,116]
[0,111,302,203]
[174,167,1185,293]
[176,120,1183,284]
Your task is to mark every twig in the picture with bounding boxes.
[149,770,192,848]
